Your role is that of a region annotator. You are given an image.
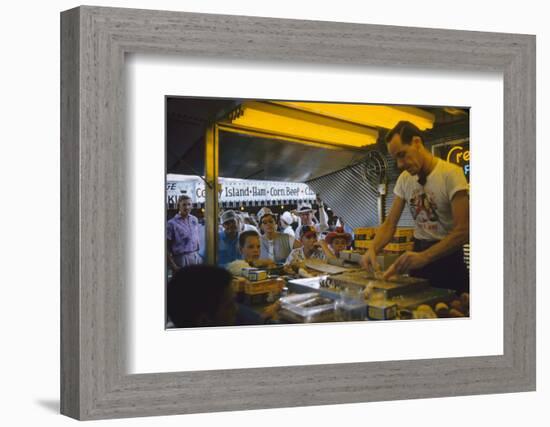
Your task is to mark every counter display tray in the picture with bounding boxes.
[286,276,342,301]
[303,259,356,275]
[278,292,336,323]
[286,275,457,317]
[329,271,429,298]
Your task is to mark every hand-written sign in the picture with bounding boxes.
[432,139,470,182]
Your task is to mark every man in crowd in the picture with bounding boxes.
[217,210,241,266]
[166,195,202,272]
[360,121,469,294]
[293,198,329,240]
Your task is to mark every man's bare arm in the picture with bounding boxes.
[422,190,469,263]
[372,196,406,253]
[384,190,469,278]
[360,196,405,271]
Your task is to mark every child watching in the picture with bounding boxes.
[284,225,335,275]
[324,226,353,258]
[226,230,276,277]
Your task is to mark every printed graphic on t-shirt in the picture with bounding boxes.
[409,189,440,233]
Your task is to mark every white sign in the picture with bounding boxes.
[166,176,316,205]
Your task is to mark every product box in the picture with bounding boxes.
[231,277,247,293]
[248,270,268,281]
[240,268,268,281]
[367,303,398,320]
[383,241,415,253]
[393,227,415,239]
[353,227,376,249]
[354,227,414,250]
[243,278,284,295]
[354,227,377,239]
[355,240,373,249]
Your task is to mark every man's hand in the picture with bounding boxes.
[360,248,380,274]
[383,251,429,279]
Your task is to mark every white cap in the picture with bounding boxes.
[280,211,293,225]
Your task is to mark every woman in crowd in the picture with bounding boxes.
[257,207,301,264]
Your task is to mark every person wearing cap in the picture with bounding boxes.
[241,211,260,230]
[217,210,241,266]
[279,211,297,238]
[166,196,202,272]
[238,212,259,234]
[284,225,335,274]
[325,226,353,258]
[257,207,300,264]
[331,216,354,239]
[293,199,329,240]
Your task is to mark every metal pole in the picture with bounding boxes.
[204,124,220,264]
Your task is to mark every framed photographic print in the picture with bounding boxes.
[61,5,535,420]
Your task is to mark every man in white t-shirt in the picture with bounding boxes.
[360,121,469,294]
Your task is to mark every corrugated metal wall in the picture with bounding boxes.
[307,161,378,230]
[306,148,416,229]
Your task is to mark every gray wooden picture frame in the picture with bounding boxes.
[60,5,536,421]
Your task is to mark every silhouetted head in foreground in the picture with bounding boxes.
[167,265,237,328]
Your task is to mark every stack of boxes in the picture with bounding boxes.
[383,228,415,253]
[353,227,377,250]
[231,270,285,305]
[353,227,415,254]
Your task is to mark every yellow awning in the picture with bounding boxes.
[218,100,434,150]
[273,101,435,131]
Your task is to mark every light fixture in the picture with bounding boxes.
[273,101,435,131]
[219,101,379,149]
